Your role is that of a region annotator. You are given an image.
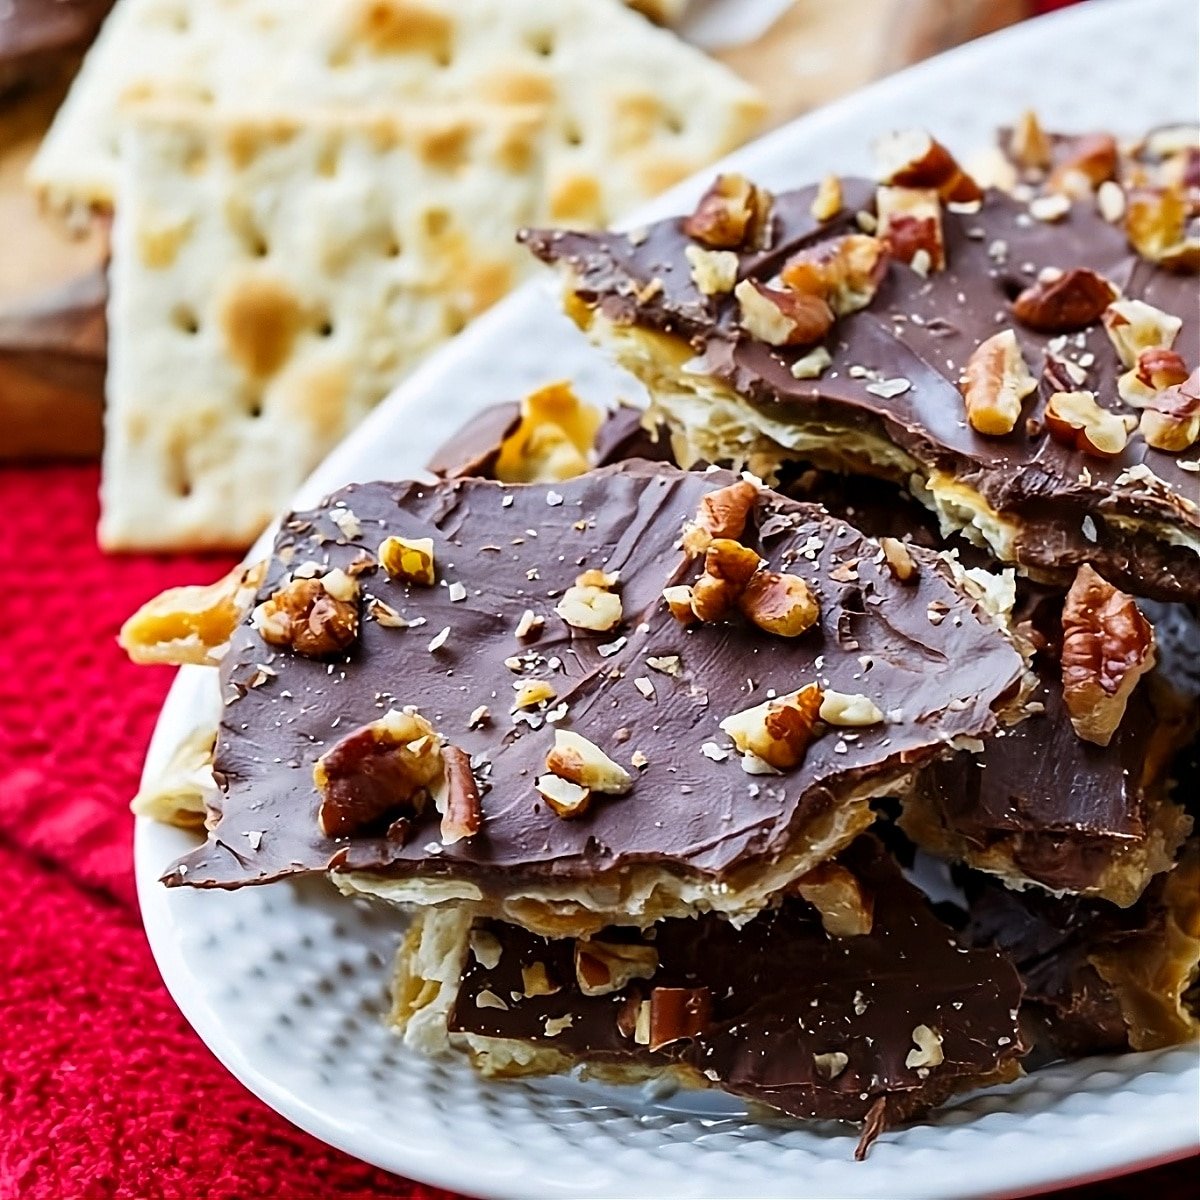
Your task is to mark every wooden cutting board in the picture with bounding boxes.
[0,0,1026,462]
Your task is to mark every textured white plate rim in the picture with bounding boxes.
[135,2,1200,1196]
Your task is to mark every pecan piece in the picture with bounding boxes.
[555,572,622,632]
[647,986,713,1051]
[1139,369,1200,451]
[1043,391,1136,459]
[535,774,591,819]
[662,584,697,626]
[1102,298,1183,368]
[253,571,360,657]
[545,729,633,795]
[779,234,888,316]
[1048,132,1119,196]
[794,861,874,937]
[1119,347,1191,406]
[1008,110,1052,174]
[1061,564,1156,747]
[874,129,982,203]
[682,173,773,250]
[734,278,834,347]
[738,570,820,637]
[439,744,482,844]
[719,684,823,772]
[959,328,1038,436]
[875,185,945,273]
[879,536,918,583]
[682,479,759,556]
[313,709,444,837]
[120,559,266,666]
[1125,185,1200,272]
[690,537,763,622]
[1011,267,1118,333]
[574,939,658,997]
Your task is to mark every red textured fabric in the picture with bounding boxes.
[1,460,1194,1200]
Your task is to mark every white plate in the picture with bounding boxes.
[136,2,1200,1195]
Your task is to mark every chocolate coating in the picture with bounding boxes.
[523,178,1200,601]
[426,403,520,479]
[165,463,1025,896]
[0,0,113,96]
[448,837,1025,1126]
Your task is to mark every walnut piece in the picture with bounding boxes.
[682,479,759,556]
[1102,298,1183,368]
[1125,185,1200,272]
[795,861,874,936]
[879,537,918,583]
[719,684,823,772]
[690,537,764,622]
[684,244,739,296]
[873,129,982,203]
[682,173,773,250]
[555,572,623,632]
[1119,348,1191,407]
[378,536,436,585]
[1043,391,1136,459]
[1011,267,1118,334]
[780,234,887,316]
[734,278,834,347]
[875,185,945,273]
[819,691,884,727]
[1008,109,1052,174]
[648,986,713,1051]
[905,1024,945,1070]
[253,572,360,657]
[574,939,658,997]
[813,1051,850,1080]
[810,173,843,222]
[662,584,697,626]
[120,559,266,666]
[1048,132,1119,196]
[1061,564,1156,747]
[738,570,820,638]
[545,729,633,795]
[1139,370,1200,451]
[439,745,482,845]
[959,329,1038,436]
[313,709,444,838]
[535,774,591,819]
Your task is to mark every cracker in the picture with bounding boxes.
[31,0,762,221]
[101,104,546,549]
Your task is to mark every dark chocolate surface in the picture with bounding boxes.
[523,178,1200,601]
[0,0,112,96]
[425,402,520,479]
[166,463,1026,892]
[448,837,1025,1126]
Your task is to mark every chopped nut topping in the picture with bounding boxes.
[1028,192,1072,223]
[646,654,682,676]
[542,1015,574,1038]
[493,381,601,484]
[874,129,982,203]
[1011,267,1118,333]
[684,244,739,295]
[690,538,764,623]
[1048,132,1118,195]
[719,684,823,772]
[535,774,591,819]
[682,173,773,250]
[545,729,633,795]
[475,990,508,1011]
[790,345,833,379]
[1125,185,1200,272]
[1139,370,1200,451]
[662,584,697,626]
[1044,391,1137,459]
[120,559,266,667]
[555,574,623,633]
[469,928,502,969]
[574,939,659,997]
[648,986,713,1051]
[960,329,1038,436]
[378,536,436,585]
[253,573,360,658]
[875,185,945,272]
[813,1051,850,1080]
[521,962,559,997]
[1061,564,1156,747]
[734,278,834,347]
[439,745,483,845]
[819,691,884,727]
[780,234,887,316]
[1102,297,1184,368]
[879,537,918,583]
[1008,110,1052,174]
[514,608,543,640]
[682,480,759,556]
[512,680,557,710]
[795,861,874,937]
[905,1024,944,1070]
[810,173,843,221]
[738,570,820,638]
[312,709,443,838]
[1096,180,1126,223]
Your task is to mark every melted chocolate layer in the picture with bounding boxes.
[166,463,1025,894]
[523,180,1200,601]
[448,837,1025,1127]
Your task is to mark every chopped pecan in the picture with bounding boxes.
[1061,564,1156,746]
[439,745,482,844]
[682,479,759,556]
[879,536,918,583]
[738,570,820,637]
[873,129,983,203]
[648,986,713,1051]
[253,571,360,657]
[574,939,658,997]
[1048,132,1119,195]
[905,1025,945,1070]
[1011,267,1118,333]
[1103,298,1183,368]
[779,234,888,316]
[682,173,773,250]
[662,584,698,626]
[875,185,945,272]
[545,729,633,795]
[794,861,874,936]
[535,774,591,819]
[683,244,739,296]
[1119,347,1191,406]
[555,573,623,632]
[120,560,266,666]
[378,536,436,585]
[1139,369,1200,451]
[1043,391,1136,459]
[690,538,764,622]
[1008,110,1052,174]
[719,684,823,772]
[313,709,443,837]
[734,278,835,347]
[959,329,1038,435]
[1125,185,1200,272]
[810,173,843,221]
